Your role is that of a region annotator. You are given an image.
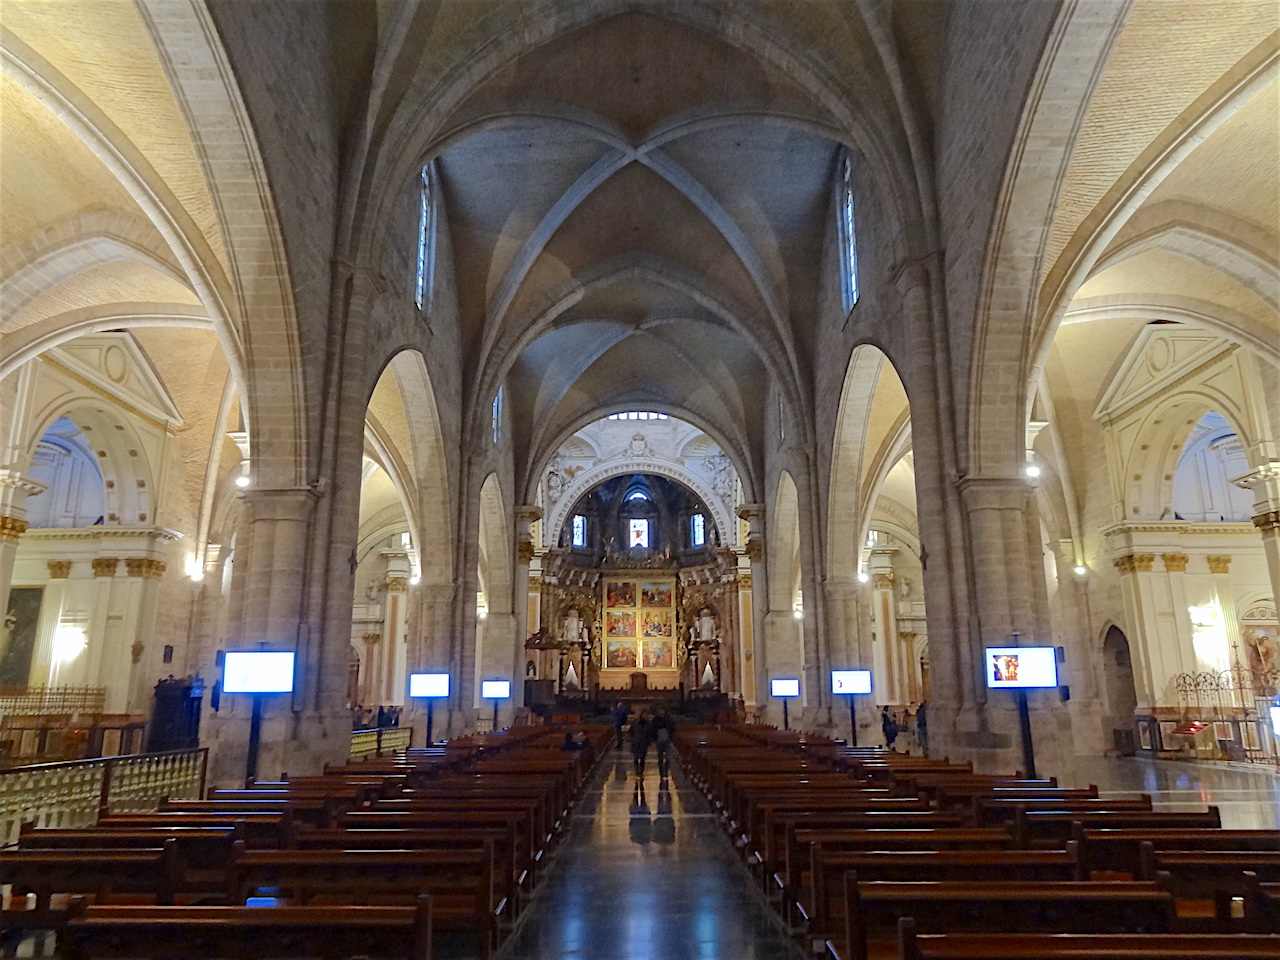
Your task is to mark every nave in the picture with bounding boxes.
[499,750,802,960]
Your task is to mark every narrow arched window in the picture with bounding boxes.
[415,164,437,310]
[491,387,503,444]
[839,153,859,311]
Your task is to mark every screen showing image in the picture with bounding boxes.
[985,646,1059,688]
[770,678,800,697]
[222,651,295,693]
[481,679,511,699]
[831,670,872,695]
[409,673,449,698]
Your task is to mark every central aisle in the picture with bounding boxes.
[499,750,804,960]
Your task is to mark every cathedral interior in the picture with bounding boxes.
[0,0,1277,794]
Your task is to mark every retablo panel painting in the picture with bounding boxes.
[0,586,42,687]
[606,640,638,669]
[606,612,636,637]
[605,581,635,608]
[642,640,674,669]
[640,581,673,608]
[640,610,673,638]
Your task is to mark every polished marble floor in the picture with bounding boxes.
[496,752,804,960]
[1072,754,1280,829]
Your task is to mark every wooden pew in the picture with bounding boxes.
[894,919,1280,959]
[95,812,290,848]
[1076,827,1280,876]
[831,878,1174,960]
[1018,809,1223,847]
[799,845,1083,948]
[0,843,179,910]
[57,896,432,960]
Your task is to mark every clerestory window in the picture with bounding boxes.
[839,153,859,312]
[415,164,437,311]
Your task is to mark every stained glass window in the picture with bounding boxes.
[629,518,649,549]
[415,165,436,310]
[840,154,859,311]
[572,514,587,547]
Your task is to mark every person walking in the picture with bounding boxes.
[651,708,675,779]
[612,701,629,748]
[630,710,652,777]
[880,705,899,751]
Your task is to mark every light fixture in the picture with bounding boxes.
[52,625,88,662]
[793,608,804,620]
[477,608,488,620]
[1073,565,1088,577]
[185,554,204,582]
[409,575,420,586]
[857,571,869,583]
[1024,464,1041,478]
[235,474,251,488]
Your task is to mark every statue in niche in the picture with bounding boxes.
[895,575,913,604]
[696,607,717,643]
[562,608,581,645]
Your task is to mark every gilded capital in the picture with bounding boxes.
[385,575,409,592]
[1114,553,1155,574]
[872,572,896,590]
[47,560,73,579]
[91,557,119,578]
[0,514,29,543]
[362,632,381,644]
[738,572,752,590]
[1206,555,1231,575]
[1161,553,1189,573]
[1253,511,1280,533]
[745,537,763,563]
[125,558,167,579]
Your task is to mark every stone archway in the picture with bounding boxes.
[1102,625,1139,755]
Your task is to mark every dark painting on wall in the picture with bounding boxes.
[0,586,43,687]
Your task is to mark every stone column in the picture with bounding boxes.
[1160,552,1197,678]
[85,558,119,696]
[1113,553,1163,705]
[0,471,44,615]
[361,632,380,707]
[383,574,408,705]
[513,506,542,701]
[28,560,72,686]
[124,558,167,713]
[868,549,903,703]
[957,476,1071,775]
[1205,556,1242,691]
[1234,462,1280,609]
[738,504,768,713]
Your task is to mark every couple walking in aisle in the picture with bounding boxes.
[628,707,675,779]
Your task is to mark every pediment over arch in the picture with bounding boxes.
[1092,325,1232,423]
[49,332,184,429]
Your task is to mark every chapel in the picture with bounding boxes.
[1,0,1278,791]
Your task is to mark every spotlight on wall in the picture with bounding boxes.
[409,575,420,586]
[1024,464,1042,478]
[1073,565,1088,577]
[857,571,870,583]
[235,474,251,488]
[52,625,88,662]
[793,608,804,620]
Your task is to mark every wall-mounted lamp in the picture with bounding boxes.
[1024,464,1042,479]
[1073,565,1088,577]
[235,474,251,488]
[857,571,870,583]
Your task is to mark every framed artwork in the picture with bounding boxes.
[640,610,673,638]
[605,581,635,608]
[0,586,43,687]
[1213,721,1233,742]
[606,640,638,669]
[642,640,674,669]
[606,612,636,637]
[641,581,673,608]
[1137,720,1152,751]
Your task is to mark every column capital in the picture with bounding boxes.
[47,560,72,579]
[1253,510,1280,533]
[385,575,409,592]
[125,558,167,579]
[1161,553,1189,573]
[1114,553,1155,574]
[0,469,47,510]
[736,503,765,522]
[957,474,1031,510]
[91,557,120,578]
[872,571,896,590]
[0,514,29,543]
[1206,555,1232,575]
[1231,461,1280,489]
[240,486,319,522]
[744,537,763,562]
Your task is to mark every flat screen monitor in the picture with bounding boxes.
[984,646,1058,689]
[408,673,450,698]
[770,678,800,698]
[222,651,295,693]
[481,679,511,699]
[831,670,872,695]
